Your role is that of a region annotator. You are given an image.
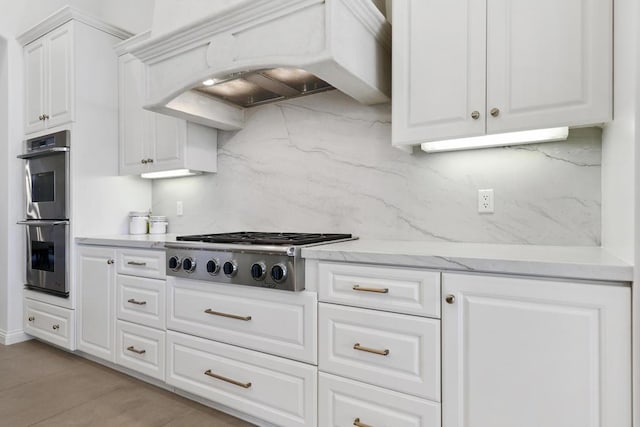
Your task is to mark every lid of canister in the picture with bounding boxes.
[149,215,167,222]
[129,211,149,218]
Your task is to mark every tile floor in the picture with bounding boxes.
[0,340,254,426]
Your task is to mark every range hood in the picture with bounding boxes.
[130,0,391,130]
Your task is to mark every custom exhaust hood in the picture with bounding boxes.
[130,0,391,130]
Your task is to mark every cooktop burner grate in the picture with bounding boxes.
[175,231,352,246]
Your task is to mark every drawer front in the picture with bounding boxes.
[166,331,317,427]
[319,373,441,427]
[318,261,441,318]
[24,298,75,350]
[168,278,317,364]
[117,275,166,329]
[319,303,440,401]
[116,248,165,279]
[116,320,165,381]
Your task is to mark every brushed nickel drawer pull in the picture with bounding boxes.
[352,285,388,294]
[204,369,252,388]
[28,316,35,322]
[127,298,147,306]
[353,343,389,356]
[204,309,252,321]
[107,259,115,265]
[353,418,372,427]
[52,324,60,330]
[127,345,146,355]
[127,261,147,266]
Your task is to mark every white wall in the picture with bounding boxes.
[152,91,602,245]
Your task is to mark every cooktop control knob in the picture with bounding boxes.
[250,262,267,280]
[168,256,181,271]
[206,259,220,275]
[182,257,196,273]
[271,263,288,283]
[223,260,238,277]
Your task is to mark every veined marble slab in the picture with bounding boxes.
[76,234,177,249]
[302,240,632,282]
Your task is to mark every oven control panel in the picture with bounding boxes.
[165,249,303,292]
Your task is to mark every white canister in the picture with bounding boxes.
[149,215,168,234]
[129,211,149,235]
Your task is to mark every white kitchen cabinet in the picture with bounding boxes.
[24,22,73,134]
[392,0,612,146]
[117,49,218,176]
[442,273,631,427]
[76,246,116,362]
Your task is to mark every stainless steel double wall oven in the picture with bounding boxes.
[18,130,70,296]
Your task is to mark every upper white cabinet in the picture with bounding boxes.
[117,47,218,176]
[442,273,631,427]
[24,23,73,134]
[392,0,612,146]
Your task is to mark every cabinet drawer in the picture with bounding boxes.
[168,279,317,364]
[116,248,165,279]
[318,261,441,318]
[319,373,441,427]
[167,331,317,427]
[24,298,75,350]
[116,320,165,381]
[319,303,440,401]
[117,275,166,329]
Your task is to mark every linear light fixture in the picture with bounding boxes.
[140,169,201,179]
[420,127,569,153]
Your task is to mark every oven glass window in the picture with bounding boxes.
[32,171,55,203]
[31,240,54,272]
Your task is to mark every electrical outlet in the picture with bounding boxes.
[176,201,183,216]
[478,189,494,213]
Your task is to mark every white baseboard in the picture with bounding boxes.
[0,329,32,345]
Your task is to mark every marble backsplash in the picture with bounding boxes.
[152,91,601,245]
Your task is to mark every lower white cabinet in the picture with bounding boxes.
[116,320,165,381]
[24,298,75,350]
[76,246,116,361]
[319,372,441,427]
[442,273,631,427]
[166,330,317,427]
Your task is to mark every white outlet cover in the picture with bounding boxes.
[478,189,494,213]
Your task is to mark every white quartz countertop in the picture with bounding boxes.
[76,234,178,249]
[301,240,633,282]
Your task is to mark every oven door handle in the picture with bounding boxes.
[17,220,69,226]
[17,147,69,159]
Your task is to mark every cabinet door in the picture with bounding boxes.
[118,54,149,175]
[486,0,612,133]
[149,114,184,171]
[76,246,116,362]
[392,0,486,146]
[24,39,46,134]
[46,23,73,129]
[442,273,631,427]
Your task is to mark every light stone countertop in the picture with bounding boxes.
[75,234,178,249]
[302,240,633,282]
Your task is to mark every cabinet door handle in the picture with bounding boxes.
[141,159,148,164]
[52,324,60,330]
[127,298,147,306]
[44,114,50,119]
[353,418,373,427]
[490,107,500,117]
[353,343,389,356]
[352,285,388,294]
[28,316,35,322]
[107,259,115,265]
[127,261,147,266]
[204,309,251,321]
[445,294,455,304]
[146,158,154,164]
[126,345,146,355]
[38,115,44,120]
[471,110,480,120]
[204,369,251,388]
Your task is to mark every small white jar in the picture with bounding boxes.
[149,216,168,234]
[129,211,149,235]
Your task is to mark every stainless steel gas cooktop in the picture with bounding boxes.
[165,232,355,291]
